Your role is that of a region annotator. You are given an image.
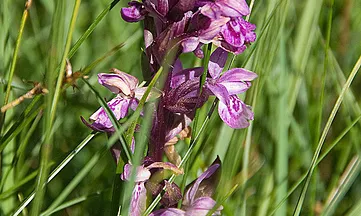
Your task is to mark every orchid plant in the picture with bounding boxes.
[82,0,257,215]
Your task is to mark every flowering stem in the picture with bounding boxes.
[143,99,218,215]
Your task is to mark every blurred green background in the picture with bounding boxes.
[1,0,361,215]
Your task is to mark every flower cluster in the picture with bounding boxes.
[82,0,257,215]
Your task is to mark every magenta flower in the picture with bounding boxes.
[199,0,250,19]
[82,69,160,132]
[205,48,257,128]
[150,163,222,216]
[183,0,256,55]
[121,162,183,216]
[121,2,148,23]
[216,17,256,54]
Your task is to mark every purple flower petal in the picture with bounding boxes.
[183,164,220,206]
[98,69,139,95]
[216,0,250,17]
[221,17,256,48]
[193,43,205,58]
[161,181,183,207]
[185,197,223,216]
[198,16,230,42]
[121,164,151,182]
[200,3,221,20]
[89,97,131,129]
[147,162,183,175]
[157,0,169,17]
[121,2,146,23]
[130,182,147,216]
[171,67,203,88]
[206,82,230,105]
[221,19,245,48]
[218,68,257,95]
[150,208,185,216]
[218,95,254,129]
[208,47,228,79]
[80,116,114,132]
[181,37,200,53]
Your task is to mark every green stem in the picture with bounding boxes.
[31,2,82,214]
[0,0,32,133]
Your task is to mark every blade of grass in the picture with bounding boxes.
[292,55,361,215]
[67,0,121,59]
[31,1,82,214]
[347,197,361,216]
[12,132,97,216]
[269,114,361,215]
[192,43,212,138]
[274,1,290,214]
[0,107,43,191]
[16,110,43,175]
[0,0,32,133]
[40,190,108,216]
[81,43,125,76]
[321,156,361,216]
[0,95,42,153]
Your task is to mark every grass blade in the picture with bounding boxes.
[270,114,361,215]
[0,0,32,133]
[12,132,96,216]
[293,55,361,215]
[321,156,361,216]
[31,1,82,214]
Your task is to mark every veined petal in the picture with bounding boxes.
[200,3,221,20]
[221,18,245,48]
[121,2,146,23]
[216,0,250,17]
[150,208,185,216]
[218,96,254,129]
[130,182,148,216]
[199,16,230,42]
[218,17,256,54]
[171,67,203,88]
[89,97,131,129]
[147,162,183,175]
[220,68,257,82]
[98,69,139,95]
[206,82,229,105]
[185,197,223,216]
[216,41,246,54]
[208,47,228,78]
[181,37,200,53]
[183,164,220,206]
[218,68,257,94]
[156,0,169,16]
[121,164,151,182]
